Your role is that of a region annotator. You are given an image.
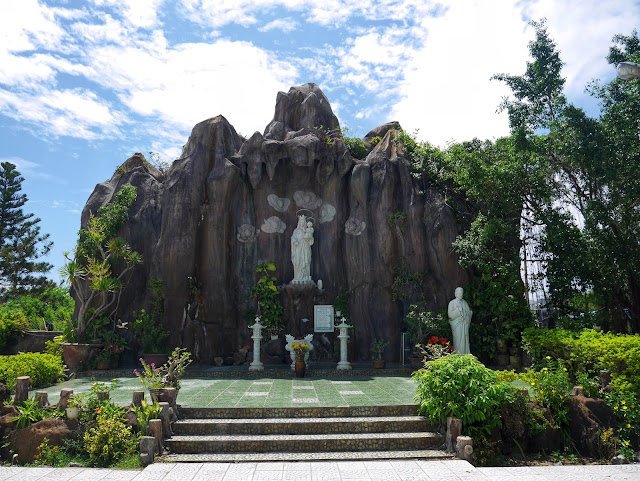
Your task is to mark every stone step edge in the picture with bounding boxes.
[173,415,428,425]
[178,404,418,419]
[166,431,440,442]
[160,449,454,463]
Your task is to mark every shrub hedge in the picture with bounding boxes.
[0,352,64,391]
[0,309,27,350]
[522,327,640,394]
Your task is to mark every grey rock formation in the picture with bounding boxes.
[76,83,469,362]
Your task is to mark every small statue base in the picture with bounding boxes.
[248,362,264,371]
[290,278,314,286]
[337,361,352,370]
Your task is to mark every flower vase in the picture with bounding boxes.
[294,358,306,378]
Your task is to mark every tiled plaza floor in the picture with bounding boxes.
[2,460,640,480]
[31,374,418,408]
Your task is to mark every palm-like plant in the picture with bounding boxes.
[60,184,143,341]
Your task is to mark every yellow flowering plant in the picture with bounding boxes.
[291,342,310,360]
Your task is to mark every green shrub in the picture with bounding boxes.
[12,398,60,428]
[522,327,640,394]
[84,409,138,467]
[0,309,27,350]
[1,287,74,331]
[0,352,64,390]
[413,354,512,436]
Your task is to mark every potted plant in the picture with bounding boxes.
[370,338,388,369]
[66,394,86,419]
[405,304,450,369]
[94,331,127,369]
[132,309,169,365]
[135,347,192,402]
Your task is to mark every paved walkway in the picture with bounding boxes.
[2,460,639,480]
[33,374,418,408]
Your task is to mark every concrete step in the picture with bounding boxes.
[162,449,454,463]
[165,431,444,454]
[178,404,419,419]
[172,415,431,435]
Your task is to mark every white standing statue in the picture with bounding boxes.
[448,287,472,354]
[291,214,314,284]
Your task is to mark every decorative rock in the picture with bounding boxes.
[57,389,73,410]
[214,357,224,367]
[261,216,286,234]
[148,418,163,453]
[139,436,156,466]
[344,217,366,235]
[0,405,19,428]
[224,357,234,366]
[34,392,49,407]
[158,402,172,436]
[124,410,137,429]
[234,349,248,365]
[68,462,84,467]
[572,386,584,396]
[14,376,30,404]
[76,83,471,364]
[6,418,72,463]
[456,435,473,462]
[611,454,630,465]
[494,354,510,366]
[267,194,291,212]
[319,203,336,223]
[567,395,616,457]
[293,190,322,210]
[509,355,521,369]
[446,417,462,453]
[97,391,109,401]
[600,370,612,391]
[236,224,258,243]
[0,383,10,405]
[132,391,145,407]
[159,388,178,418]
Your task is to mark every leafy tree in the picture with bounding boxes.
[60,184,142,341]
[495,21,640,333]
[0,286,74,330]
[0,162,53,299]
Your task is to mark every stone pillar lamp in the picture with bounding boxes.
[249,317,264,371]
[336,318,352,370]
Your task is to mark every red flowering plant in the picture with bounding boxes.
[418,336,454,360]
[95,331,128,364]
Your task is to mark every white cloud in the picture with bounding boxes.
[0,0,69,53]
[0,88,123,140]
[259,18,298,33]
[521,0,639,92]
[91,0,165,29]
[83,36,298,136]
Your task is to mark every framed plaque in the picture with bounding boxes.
[314,305,334,333]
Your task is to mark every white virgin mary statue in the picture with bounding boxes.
[447,287,472,354]
[291,215,314,283]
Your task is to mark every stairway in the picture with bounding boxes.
[163,405,451,462]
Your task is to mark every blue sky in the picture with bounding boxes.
[1,0,639,280]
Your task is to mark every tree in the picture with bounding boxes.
[494,21,640,333]
[60,183,142,341]
[0,162,53,299]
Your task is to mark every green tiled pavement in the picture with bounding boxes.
[31,376,418,408]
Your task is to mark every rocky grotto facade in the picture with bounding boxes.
[79,83,470,364]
